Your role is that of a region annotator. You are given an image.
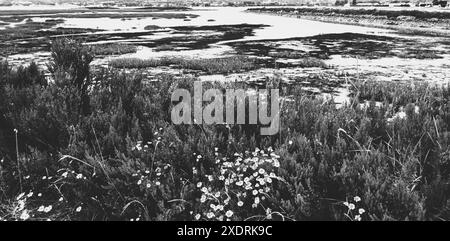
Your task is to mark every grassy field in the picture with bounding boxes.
[0,39,448,221]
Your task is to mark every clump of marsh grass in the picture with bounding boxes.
[109,56,257,75]
[296,57,328,68]
[91,43,137,56]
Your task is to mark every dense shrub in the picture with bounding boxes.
[48,38,94,118]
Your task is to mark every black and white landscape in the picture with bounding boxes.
[0,0,449,221]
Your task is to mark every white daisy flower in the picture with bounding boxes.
[225,210,234,218]
[348,203,356,210]
[359,208,365,215]
[19,210,30,220]
[206,212,214,219]
[200,195,207,203]
[44,205,52,213]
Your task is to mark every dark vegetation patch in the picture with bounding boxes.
[0,23,267,57]
[144,25,162,30]
[0,18,65,41]
[154,44,176,51]
[0,18,107,56]
[0,30,149,56]
[136,24,268,51]
[228,32,445,60]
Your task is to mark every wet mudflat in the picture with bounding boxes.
[1,7,449,105]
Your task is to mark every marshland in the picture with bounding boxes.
[0,5,449,221]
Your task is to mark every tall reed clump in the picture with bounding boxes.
[48,39,94,119]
